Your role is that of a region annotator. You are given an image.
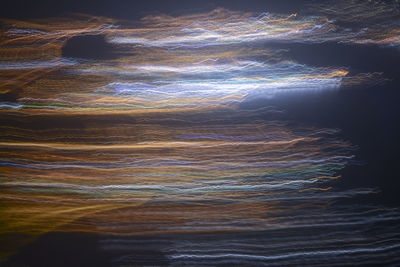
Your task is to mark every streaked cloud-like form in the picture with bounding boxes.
[0,118,358,251]
[108,2,400,47]
[0,13,352,114]
[2,115,399,264]
[1,2,397,114]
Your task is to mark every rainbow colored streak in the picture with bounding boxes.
[0,117,359,256]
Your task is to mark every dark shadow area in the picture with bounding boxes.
[5,232,170,267]
[271,42,400,77]
[0,91,20,103]
[278,43,400,206]
[6,232,113,267]
[243,82,400,207]
[238,42,400,206]
[62,35,117,60]
[1,0,310,20]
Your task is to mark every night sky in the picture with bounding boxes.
[1,1,400,266]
